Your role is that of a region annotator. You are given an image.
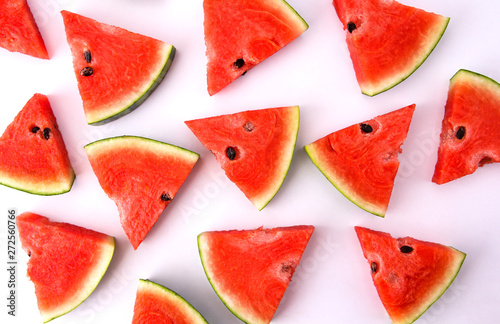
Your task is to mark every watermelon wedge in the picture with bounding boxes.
[433,69,500,184]
[61,10,175,125]
[185,106,299,210]
[304,104,415,216]
[198,225,314,324]
[0,93,75,195]
[332,0,450,96]
[84,136,199,249]
[0,0,49,59]
[355,226,466,324]
[132,279,208,323]
[17,212,115,323]
[204,0,308,95]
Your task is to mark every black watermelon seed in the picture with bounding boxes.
[226,147,236,160]
[161,193,172,201]
[456,126,466,140]
[43,128,51,140]
[347,21,357,33]
[233,58,245,69]
[360,123,373,133]
[400,245,413,253]
[80,66,93,76]
[84,50,91,63]
[371,262,377,273]
[31,126,40,133]
[243,121,254,132]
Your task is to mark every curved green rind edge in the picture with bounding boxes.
[84,135,200,160]
[401,250,466,324]
[197,233,256,324]
[0,171,75,196]
[280,0,309,30]
[304,143,386,217]
[43,237,115,323]
[137,279,208,323]
[253,106,300,211]
[450,68,500,88]
[363,17,450,97]
[88,45,176,126]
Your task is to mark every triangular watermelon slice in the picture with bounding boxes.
[84,136,199,249]
[17,212,115,323]
[132,279,208,323]
[304,104,415,216]
[185,106,299,210]
[433,69,500,184]
[198,225,314,324]
[332,0,450,96]
[0,93,75,195]
[0,0,49,59]
[203,0,308,95]
[355,226,466,324]
[61,10,175,125]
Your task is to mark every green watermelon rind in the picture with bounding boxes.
[304,144,386,217]
[362,17,450,97]
[40,236,115,323]
[402,250,466,324]
[450,68,500,90]
[0,171,75,196]
[280,0,309,30]
[197,233,259,324]
[88,45,176,125]
[135,279,208,323]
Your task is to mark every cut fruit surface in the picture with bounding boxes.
[332,0,449,96]
[185,106,299,210]
[0,93,75,195]
[132,279,208,324]
[355,226,466,324]
[198,225,314,324]
[0,0,49,59]
[17,212,115,323]
[61,10,175,125]
[204,0,308,95]
[433,69,500,184]
[305,104,415,216]
[85,136,199,249]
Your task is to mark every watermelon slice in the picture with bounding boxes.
[185,106,299,210]
[132,279,208,323]
[203,0,308,95]
[0,0,49,59]
[433,69,500,184]
[16,212,115,323]
[61,10,175,125]
[332,0,450,96]
[84,136,199,249]
[355,226,466,324]
[198,225,314,324]
[0,93,75,195]
[305,104,415,216]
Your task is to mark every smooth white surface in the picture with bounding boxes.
[1,0,499,323]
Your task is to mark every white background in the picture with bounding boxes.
[1,0,500,323]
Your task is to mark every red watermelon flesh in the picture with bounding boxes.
[185,106,299,210]
[204,0,308,95]
[84,136,199,250]
[304,104,415,216]
[332,0,449,96]
[132,279,208,324]
[17,212,115,323]
[61,10,175,125]
[0,0,49,59]
[198,225,314,324]
[0,93,75,195]
[433,69,500,184]
[355,226,466,324]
